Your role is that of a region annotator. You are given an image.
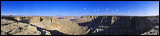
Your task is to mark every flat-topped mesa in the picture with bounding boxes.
[72,16,98,23]
[80,15,155,25]
[78,16,131,23]
[1,16,57,28]
[12,16,57,23]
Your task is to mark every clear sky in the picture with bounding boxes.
[1,1,159,16]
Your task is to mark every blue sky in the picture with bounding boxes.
[1,1,159,16]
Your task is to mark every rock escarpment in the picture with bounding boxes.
[77,16,159,35]
[1,15,159,35]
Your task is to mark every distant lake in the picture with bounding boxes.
[69,19,78,21]
[58,17,64,19]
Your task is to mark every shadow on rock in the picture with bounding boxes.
[1,16,30,24]
[27,24,68,35]
[1,16,69,35]
[28,23,69,35]
[1,16,18,22]
[49,30,68,35]
[77,16,154,35]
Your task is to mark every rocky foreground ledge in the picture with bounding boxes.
[1,15,159,35]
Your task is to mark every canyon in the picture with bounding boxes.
[1,15,159,35]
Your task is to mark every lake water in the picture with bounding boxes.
[69,19,78,21]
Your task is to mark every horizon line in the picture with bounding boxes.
[1,14,159,17]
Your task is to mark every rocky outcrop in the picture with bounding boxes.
[77,16,158,35]
[1,16,86,35]
[140,16,159,35]
[1,19,41,35]
[71,16,97,23]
